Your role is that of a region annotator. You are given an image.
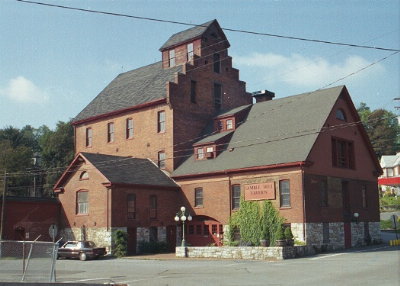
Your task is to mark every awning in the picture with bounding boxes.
[378,177,400,186]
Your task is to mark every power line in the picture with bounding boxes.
[1,111,395,179]
[15,0,400,52]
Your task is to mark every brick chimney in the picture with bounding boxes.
[252,90,275,103]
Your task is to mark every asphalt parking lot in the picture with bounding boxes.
[52,244,400,285]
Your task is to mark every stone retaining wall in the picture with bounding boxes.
[176,246,316,260]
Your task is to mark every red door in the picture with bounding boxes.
[344,222,351,248]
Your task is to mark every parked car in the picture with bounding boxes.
[57,241,106,261]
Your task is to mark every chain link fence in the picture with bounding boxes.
[0,240,58,282]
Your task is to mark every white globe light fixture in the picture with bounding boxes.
[174,206,192,247]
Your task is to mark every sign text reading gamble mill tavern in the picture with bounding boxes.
[244,182,276,201]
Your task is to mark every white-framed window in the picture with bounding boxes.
[187,43,194,61]
[158,151,166,169]
[197,148,204,159]
[76,191,88,214]
[195,187,203,207]
[226,119,233,130]
[126,118,134,139]
[158,111,166,133]
[169,49,175,67]
[279,180,290,207]
[107,122,114,143]
[85,128,92,147]
[231,185,241,210]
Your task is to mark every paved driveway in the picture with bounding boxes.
[51,244,400,286]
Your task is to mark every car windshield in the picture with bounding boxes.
[64,242,77,248]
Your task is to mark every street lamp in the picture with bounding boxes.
[353,212,360,224]
[174,206,192,247]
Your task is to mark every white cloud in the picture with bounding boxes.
[0,76,49,103]
[234,52,384,88]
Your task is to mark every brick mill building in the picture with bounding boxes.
[54,20,382,253]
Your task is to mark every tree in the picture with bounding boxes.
[39,121,74,195]
[357,103,400,157]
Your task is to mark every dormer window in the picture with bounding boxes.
[169,49,176,67]
[226,119,233,130]
[336,109,347,121]
[187,43,194,61]
[196,148,205,159]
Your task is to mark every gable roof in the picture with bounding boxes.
[73,62,182,124]
[54,152,179,190]
[159,19,222,51]
[172,86,350,177]
[380,154,400,168]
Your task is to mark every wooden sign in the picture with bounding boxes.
[244,182,275,201]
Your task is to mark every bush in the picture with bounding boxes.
[284,227,294,239]
[138,241,169,254]
[112,230,127,257]
[229,199,284,246]
[275,226,285,240]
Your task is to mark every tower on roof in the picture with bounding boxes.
[159,19,230,69]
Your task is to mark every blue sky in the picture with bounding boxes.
[1,0,399,129]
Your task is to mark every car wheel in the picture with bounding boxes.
[79,252,87,261]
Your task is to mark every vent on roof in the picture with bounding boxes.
[252,90,275,103]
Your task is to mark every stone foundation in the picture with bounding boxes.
[61,225,171,254]
[176,246,315,260]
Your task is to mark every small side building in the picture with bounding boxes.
[54,153,181,254]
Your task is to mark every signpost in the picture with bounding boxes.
[49,224,58,242]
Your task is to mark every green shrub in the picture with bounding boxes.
[112,230,127,257]
[284,227,294,239]
[275,225,285,240]
[229,199,284,246]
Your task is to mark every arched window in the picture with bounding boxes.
[79,171,89,180]
[336,109,347,121]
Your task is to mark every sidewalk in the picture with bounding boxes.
[125,252,180,260]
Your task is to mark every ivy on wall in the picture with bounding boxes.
[229,199,284,246]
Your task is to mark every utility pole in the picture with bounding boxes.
[0,171,7,240]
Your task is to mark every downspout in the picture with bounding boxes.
[301,166,307,243]
[106,186,110,231]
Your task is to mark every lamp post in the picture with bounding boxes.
[353,212,359,224]
[174,206,192,247]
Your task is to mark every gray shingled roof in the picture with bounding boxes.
[195,131,234,145]
[172,86,345,177]
[73,62,182,123]
[159,20,216,51]
[216,104,252,118]
[81,152,178,188]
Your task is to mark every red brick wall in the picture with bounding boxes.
[305,92,380,222]
[57,161,182,230]
[303,175,380,223]
[0,198,60,241]
[111,186,181,228]
[176,167,305,225]
[306,95,379,181]
[57,162,109,229]
[74,103,175,172]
